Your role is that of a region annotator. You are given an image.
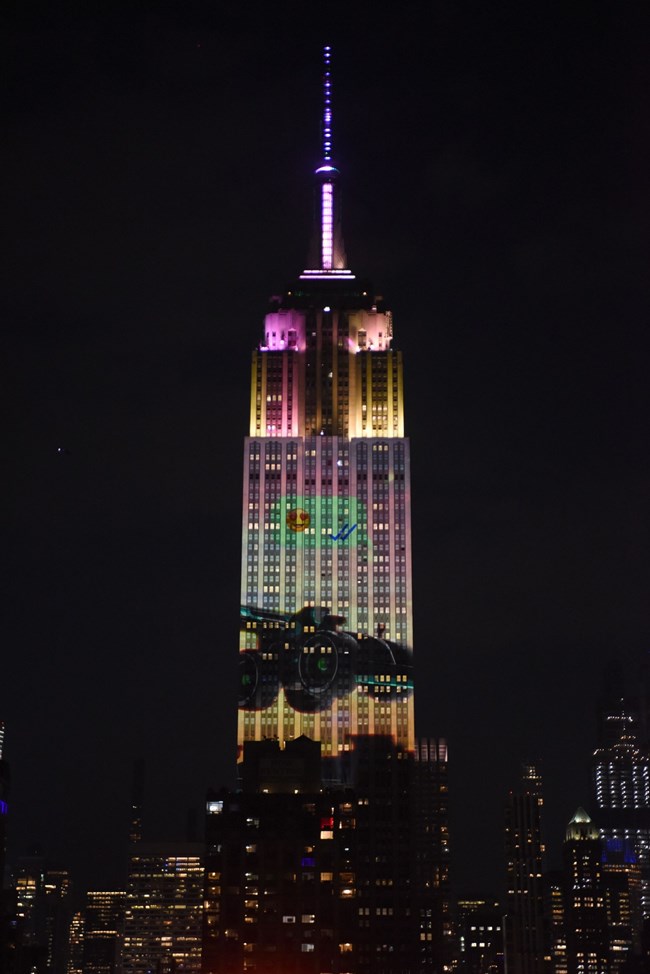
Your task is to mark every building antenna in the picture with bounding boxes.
[302,45,351,278]
[322,45,333,167]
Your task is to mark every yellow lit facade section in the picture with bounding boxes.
[249,308,404,439]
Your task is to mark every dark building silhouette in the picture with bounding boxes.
[0,721,15,973]
[203,735,445,973]
[413,738,453,970]
[203,770,359,973]
[12,851,72,974]
[81,890,125,974]
[456,897,503,974]
[504,765,549,974]
[0,722,9,887]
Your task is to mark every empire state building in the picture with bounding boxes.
[204,50,450,974]
[238,47,415,770]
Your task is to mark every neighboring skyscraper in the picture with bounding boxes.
[544,871,567,974]
[562,809,609,974]
[12,851,72,974]
[600,838,642,973]
[455,897,503,974]
[203,742,361,974]
[204,733,430,974]
[0,721,12,974]
[67,909,84,974]
[504,764,549,974]
[413,738,453,971]
[592,668,650,921]
[0,722,8,886]
[238,44,414,776]
[82,890,125,974]
[122,843,203,974]
[128,759,145,846]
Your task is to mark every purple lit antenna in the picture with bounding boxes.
[316,46,337,176]
[301,46,352,279]
[322,45,332,166]
[318,46,336,269]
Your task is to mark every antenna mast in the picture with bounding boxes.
[322,45,333,166]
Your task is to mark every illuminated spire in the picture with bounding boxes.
[321,45,333,168]
[302,46,352,279]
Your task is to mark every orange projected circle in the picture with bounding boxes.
[287,508,310,532]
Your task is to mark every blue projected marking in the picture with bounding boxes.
[330,523,357,542]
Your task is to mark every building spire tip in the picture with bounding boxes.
[321,44,333,169]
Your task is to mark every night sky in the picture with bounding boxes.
[4,3,649,897]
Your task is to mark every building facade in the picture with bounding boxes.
[122,843,203,974]
[504,765,549,974]
[82,890,125,974]
[413,738,453,970]
[10,853,72,974]
[600,838,642,972]
[455,897,503,974]
[562,809,609,974]
[592,673,650,921]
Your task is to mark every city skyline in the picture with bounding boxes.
[4,3,649,898]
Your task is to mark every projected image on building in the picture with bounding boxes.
[237,145,415,759]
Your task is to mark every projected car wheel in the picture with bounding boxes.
[238,653,259,707]
[238,650,280,710]
[298,634,339,692]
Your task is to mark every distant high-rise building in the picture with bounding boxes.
[455,897,503,974]
[122,843,203,974]
[600,837,642,973]
[0,722,8,886]
[504,765,549,974]
[12,852,72,974]
[67,910,84,974]
[128,760,145,847]
[562,809,609,974]
[82,890,125,974]
[592,669,650,920]
[413,738,453,972]
[543,871,567,974]
[0,721,12,974]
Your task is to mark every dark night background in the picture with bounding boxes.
[3,2,649,898]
